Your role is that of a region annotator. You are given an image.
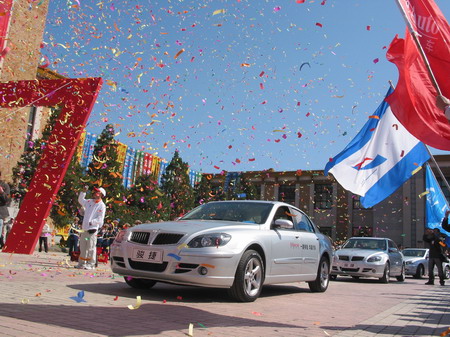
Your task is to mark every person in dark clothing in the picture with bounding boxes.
[423,227,446,286]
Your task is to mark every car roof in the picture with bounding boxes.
[348,237,387,240]
[206,200,297,208]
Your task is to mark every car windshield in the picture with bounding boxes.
[342,238,386,251]
[402,249,426,257]
[180,202,273,224]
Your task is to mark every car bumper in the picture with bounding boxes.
[331,262,386,278]
[110,242,240,288]
[405,265,418,275]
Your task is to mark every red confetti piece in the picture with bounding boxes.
[366,25,371,31]
[400,150,405,157]
[306,112,311,117]
[315,22,323,28]
[177,296,183,300]
[259,71,265,77]
[259,83,264,90]
[114,296,119,301]
[248,158,256,162]
[213,165,220,169]
[373,58,379,64]
[296,0,305,3]
[297,132,302,138]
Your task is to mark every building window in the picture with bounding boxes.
[314,184,332,209]
[25,106,38,150]
[352,226,373,237]
[278,184,296,205]
[319,226,332,237]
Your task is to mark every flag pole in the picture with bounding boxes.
[394,0,443,96]
[388,80,450,193]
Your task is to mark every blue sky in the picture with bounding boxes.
[42,0,450,173]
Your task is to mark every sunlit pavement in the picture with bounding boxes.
[0,251,449,337]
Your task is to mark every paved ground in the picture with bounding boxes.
[0,250,449,337]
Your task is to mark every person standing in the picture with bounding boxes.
[423,228,446,286]
[39,222,51,253]
[0,171,10,242]
[76,186,106,270]
[67,217,80,256]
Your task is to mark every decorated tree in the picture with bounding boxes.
[86,124,125,220]
[123,174,170,223]
[193,174,214,205]
[160,151,194,219]
[12,107,61,202]
[49,155,85,228]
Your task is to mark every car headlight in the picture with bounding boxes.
[367,255,382,262]
[188,233,231,248]
[405,261,412,265]
[114,230,128,243]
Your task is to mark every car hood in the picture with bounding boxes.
[336,248,385,257]
[131,220,260,235]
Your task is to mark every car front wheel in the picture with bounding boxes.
[124,277,157,289]
[396,264,405,282]
[414,264,425,279]
[379,263,390,283]
[444,265,450,279]
[308,256,330,292]
[229,250,264,302]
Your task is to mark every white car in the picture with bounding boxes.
[403,248,450,279]
[331,237,405,283]
[110,200,333,302]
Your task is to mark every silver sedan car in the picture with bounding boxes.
[331,237,405,283]
[403,248,450,279]
[110,200,333,302]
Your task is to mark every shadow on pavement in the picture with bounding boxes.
[68,281,314,303]
[320,291,450,337]
[0,302,305,336]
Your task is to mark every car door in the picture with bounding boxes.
[387,239,403,274]
[290,207,320,277]
[268,205,303,280]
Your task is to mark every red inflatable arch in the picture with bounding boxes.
[2,78,103,254]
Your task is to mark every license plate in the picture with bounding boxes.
[344,263,355,267]
[131,248,163,264]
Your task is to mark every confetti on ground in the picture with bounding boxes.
[69,290,86,303]
[128,296,142,310]
[188,323,194,336]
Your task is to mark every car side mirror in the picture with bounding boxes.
[273,219,294,229]
[388,248,398,253]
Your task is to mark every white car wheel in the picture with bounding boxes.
[379,263,390,284]
[308,256,330,292]
[229,250,264,302]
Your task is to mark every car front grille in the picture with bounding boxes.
[351,256,364,261]
[128,259,168,272]
[152,233,184,245]
[339,256,350,261]
[129,232,184,245]
[129,232,151,244]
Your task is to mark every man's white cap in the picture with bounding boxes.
[94,187,106,197]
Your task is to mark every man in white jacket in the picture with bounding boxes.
[76,186,106,270]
